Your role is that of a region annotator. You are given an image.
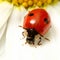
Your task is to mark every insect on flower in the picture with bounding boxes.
[20,9,51,45]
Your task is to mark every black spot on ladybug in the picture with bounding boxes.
[44,18,49,24]
[28,13,34,16]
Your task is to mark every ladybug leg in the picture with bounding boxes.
[19,26,25,39]
[25,41,27,44]
[44,37,50,41]
[22,30,28,38]
[20,31,26,39]
[38,37,42,45]
[32,42,34,45]
[43,37,50,41]
[22,32,25,39]
[40,34,50,41]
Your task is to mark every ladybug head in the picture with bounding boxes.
[26,28,38,44]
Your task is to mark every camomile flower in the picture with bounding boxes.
[0,0,59,55]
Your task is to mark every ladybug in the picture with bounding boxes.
[20,9,51,45]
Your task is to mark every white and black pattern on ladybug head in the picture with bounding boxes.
[26,28,38,44]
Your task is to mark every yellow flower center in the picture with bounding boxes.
[0,0,59,9]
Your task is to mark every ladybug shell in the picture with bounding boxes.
[23,9,51,35]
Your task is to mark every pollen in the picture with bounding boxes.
[2,0,60,9]
[28,0,33,6]
[0,0,3,3]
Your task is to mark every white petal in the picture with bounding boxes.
[5,7,27,60]
[0,2,13,55]
[0,2,13,29]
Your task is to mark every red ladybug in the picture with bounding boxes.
[20,9,51,45]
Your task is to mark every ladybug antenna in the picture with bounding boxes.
[19,26,26,30]
[19,26,27,39]
[40,34,50,41]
